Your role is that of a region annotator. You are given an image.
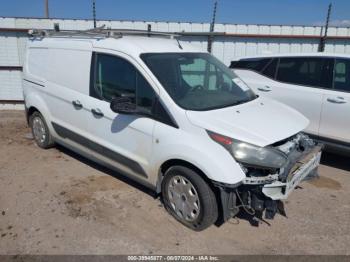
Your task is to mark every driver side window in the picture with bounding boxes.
[94,54,136,102]
[91,53,156,113]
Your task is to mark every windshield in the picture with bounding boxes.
[141,53,257,111]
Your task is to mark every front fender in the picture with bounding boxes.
[151,124,246,187]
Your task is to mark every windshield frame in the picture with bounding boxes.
[140,52,257,111]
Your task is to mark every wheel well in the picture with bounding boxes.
[158,159,215,193]
[26,106,39,124]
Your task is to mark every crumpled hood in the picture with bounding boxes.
[186,97,309,147]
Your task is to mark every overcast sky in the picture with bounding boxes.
[1,0,350,27]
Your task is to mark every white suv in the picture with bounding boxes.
[231,53,350,153]
[23,30,322,231]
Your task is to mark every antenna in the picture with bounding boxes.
[318,3,332,52]
[93,0,97,29]
[44,0,49,18]
[207,0,218,53]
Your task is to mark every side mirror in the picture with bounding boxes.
[110,95,137,114]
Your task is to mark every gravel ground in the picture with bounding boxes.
[0,110,349,255]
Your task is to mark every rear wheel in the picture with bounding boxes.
[29,111,55,149]
[161,166,218,231]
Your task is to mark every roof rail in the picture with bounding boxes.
[28,26,179,39]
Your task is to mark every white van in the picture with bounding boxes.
[23,29,322,231]
[231,53,350,153]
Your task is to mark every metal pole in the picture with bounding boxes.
[207,0,218,53]
[93,0,97,28]
[44,0,49,18]
[318,3,332,52]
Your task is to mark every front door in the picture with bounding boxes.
[84,52,158,181]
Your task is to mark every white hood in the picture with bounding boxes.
[186,97,309,147]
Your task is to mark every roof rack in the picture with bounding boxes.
[28,25,179,39]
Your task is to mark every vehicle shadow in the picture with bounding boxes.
[55,144,158,199]
[55,144,273,228]
[54,144,349,229]
[321,152,350,172]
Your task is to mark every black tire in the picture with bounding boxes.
[161,166,218,231]
[29,111,55,149]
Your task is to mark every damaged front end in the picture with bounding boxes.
[212,133,322,225]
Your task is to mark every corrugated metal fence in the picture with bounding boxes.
[1,17,350,101]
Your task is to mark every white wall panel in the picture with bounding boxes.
[327,27,337,36]
[214,24,225,32]
[270,26,282,35]
[335,27,348,36]
[236,25,248,34]
[133,21,148,30]
[15,18,48,29]
[16,35,27,66]
[191,23,204,32]
[247,25,259,34]
[292,26,304,35]
[257,25,268,35]
[168,22,181,32]
[303,26,316,35]
[179,22,192,32]
[0,18,16,28]
[212,40,224,62]
[0,33,20,66]
[225,24,236,33]
[0,71,23,100]
[156,22,169,32]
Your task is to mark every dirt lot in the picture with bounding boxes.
[0,110,349,255]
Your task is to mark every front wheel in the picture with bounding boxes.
[161,166,218,231]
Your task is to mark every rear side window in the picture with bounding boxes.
[230,58,272,72]
[276,57,333,89]
[334,59,350,92]
[92,54,156,113]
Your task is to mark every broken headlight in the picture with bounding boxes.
[208,131,288,169]
[231,141,287,169]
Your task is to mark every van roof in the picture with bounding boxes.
[27,35,203,57]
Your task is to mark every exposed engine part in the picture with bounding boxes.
[242,133,322,184]
[237,187,287,222]
[275,133,315,155]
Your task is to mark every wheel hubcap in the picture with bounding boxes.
[32,117,46,144]
[167,175,200,222]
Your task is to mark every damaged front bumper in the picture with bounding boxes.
[261,145,322,200]
[215,133,323,224]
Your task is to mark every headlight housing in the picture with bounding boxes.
[208,131,288,169]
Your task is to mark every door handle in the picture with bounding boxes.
[91,108,104,117]
[327,97,346,104]
[257,86,271,92]
[72,100,83,109]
